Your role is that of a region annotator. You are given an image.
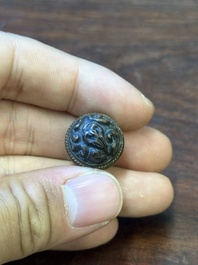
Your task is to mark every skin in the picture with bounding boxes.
[0,32,174,263]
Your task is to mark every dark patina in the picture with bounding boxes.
[65,113,124,169]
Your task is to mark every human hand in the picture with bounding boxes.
[0,32,173,264]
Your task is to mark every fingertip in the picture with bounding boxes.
[132,92,155,130]
[152,130,173,172]
[146,173,174,216]
[119,127,173,172]
[161,175,174,210]
[112,169,174,218]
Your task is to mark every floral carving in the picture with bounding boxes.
[65,113,124,169]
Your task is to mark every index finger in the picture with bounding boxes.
[0,32,154,130]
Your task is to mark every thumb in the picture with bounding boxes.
[0,166,123,263]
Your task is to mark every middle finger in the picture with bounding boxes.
[0,100,172,172]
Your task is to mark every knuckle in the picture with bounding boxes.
[0,32,23,101]
[0,32,14,99]
[0,179,52,260]
[2,101,35,155]
[3,102,18,154]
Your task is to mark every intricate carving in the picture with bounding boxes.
[65,113,124,169]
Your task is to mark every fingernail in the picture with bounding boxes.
[141,93,154,107]
[64,172,123,228]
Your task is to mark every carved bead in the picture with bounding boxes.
[65,113,124,169]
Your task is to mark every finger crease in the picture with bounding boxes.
[26,120,35,156]
[0,38,15,99]
[6,183,24,256]
[3,102,17,155]
[67,63,80,113]
[0,35,24,102]
[8,181,42,255]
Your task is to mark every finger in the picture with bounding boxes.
[117,126,173,172]
[0,156,174,218]
[0,100,73,159]
[0,32,154,130]
[0,156,74,178]
[0,100,171,172]
[52,219,118,251]
[109,167,174,217]
[0,166,122,263]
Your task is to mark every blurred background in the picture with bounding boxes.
[1,0,198,264]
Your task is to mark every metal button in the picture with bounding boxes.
[65,113,124,169]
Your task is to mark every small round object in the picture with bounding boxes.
[65,113,124,169]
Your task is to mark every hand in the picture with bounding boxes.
[0,32,173,263]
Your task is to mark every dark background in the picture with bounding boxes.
[1,0,198,264]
